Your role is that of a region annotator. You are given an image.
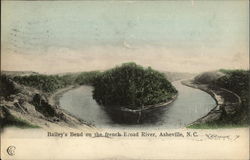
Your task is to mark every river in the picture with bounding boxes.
[59,81,216,129]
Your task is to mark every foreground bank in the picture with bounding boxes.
[0,76,93,130]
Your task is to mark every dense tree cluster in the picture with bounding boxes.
[75,71,101,85]
[213,70,249,119]
[0,75,19,97]
[215,70,249,97]
[92,63,177,109]
[13,75,67,93]
[11,71,100,93]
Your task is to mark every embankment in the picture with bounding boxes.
[181,79,241,126]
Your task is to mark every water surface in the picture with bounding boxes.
[60,81,216,129]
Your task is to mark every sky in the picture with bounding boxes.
[1,0,249,74]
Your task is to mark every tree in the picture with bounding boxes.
[92,62,177,109]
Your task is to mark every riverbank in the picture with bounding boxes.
[120,94,178,113]
[116,94,178,124]
[0,78,94,130]
[48,85,78,106]
[181,79,242,127]
[48,85,97,127]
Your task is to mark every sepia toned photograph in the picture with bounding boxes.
[1,0,249,159]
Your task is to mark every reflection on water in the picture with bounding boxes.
[59,81,216,129]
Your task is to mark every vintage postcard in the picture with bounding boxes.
[1,0,249,159]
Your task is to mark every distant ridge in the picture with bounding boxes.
[193,70,225,84]
[162,71,197,82]
[1,70,39,77]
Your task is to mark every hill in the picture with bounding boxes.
[92,63,177,110]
